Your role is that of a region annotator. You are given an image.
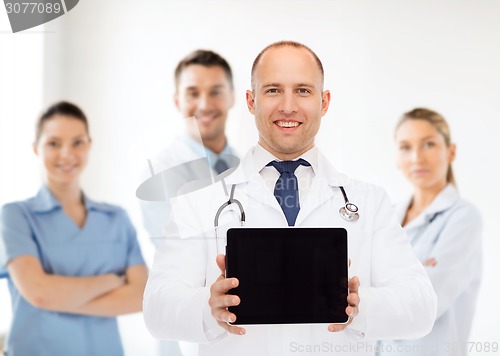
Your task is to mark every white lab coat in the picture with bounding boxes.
[378,184,482,356]
[139,135,207,246]
[143,146,437,356]
[139,135,237,245]
[139,135,237,356]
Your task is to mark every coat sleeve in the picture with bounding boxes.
[425,203,482,319]
[348,187,437,340]
[142,193,227,344]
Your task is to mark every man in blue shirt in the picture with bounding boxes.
[139,49,238,245]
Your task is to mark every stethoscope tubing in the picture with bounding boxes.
[214,185,359,232]
[214,184,245,230]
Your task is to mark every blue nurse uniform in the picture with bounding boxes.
[0,186,145,356]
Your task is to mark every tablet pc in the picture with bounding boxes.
[225,227,348,325]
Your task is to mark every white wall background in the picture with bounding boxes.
[1,0,499,354]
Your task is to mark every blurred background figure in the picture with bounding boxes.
[138,50,237,356]
[0,102,148,356]
[139,49,237,245]
[377,108,482,356]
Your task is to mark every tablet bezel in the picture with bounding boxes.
[225,227,349,325]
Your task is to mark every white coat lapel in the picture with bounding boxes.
[295,176,336,225]
[401,184,459,231]
[224,148,283,214]
[246,173,283,213]
[295,151,350,226]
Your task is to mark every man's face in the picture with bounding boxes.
[246,46,330,160]
[175,64,234,144]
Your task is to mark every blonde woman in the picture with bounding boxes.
[378,108,482,356]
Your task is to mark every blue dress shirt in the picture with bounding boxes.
[180,134,236,170]
[0,186,145,356]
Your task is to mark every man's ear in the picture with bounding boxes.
[321,90,331,117]
[174,92,180,110]
[33,143,39,156]
[228,89,235,109]
[246,90,255,115]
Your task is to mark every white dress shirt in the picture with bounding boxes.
[254,144,317,205]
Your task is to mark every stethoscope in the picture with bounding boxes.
[338,186,360,222]
[214,184,360,242]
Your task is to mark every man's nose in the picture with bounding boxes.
[197,93,212,111]
[278,93,298,115]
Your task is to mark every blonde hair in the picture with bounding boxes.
[396,108,456,186]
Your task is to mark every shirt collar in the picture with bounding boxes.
[29,185,115,214]
[253,144,319,174]
[180,134,234,168]
[423,183,459,217]
[398,183,459,228]
[30,185,61,213]
[82,194,116,213]
[225,144,349,187]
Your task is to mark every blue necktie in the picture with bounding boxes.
[214,159,229,174]
[267,159,311,226]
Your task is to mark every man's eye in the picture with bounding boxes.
[423,142,435,148]
[47,141,59,148]
[187,92,199,99]
[210,90,222,97]
[74,140,84,147]
[399,145,410,151]
[266,88,279,94]
[297,88,311,94]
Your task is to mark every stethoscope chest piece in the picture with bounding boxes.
[339,202,359,222]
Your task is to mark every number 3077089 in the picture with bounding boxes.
[445,342,498,353]
[467,342,498,353]
[5,2,62,14]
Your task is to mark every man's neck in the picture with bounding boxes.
[188,134,226,154]
[258,141,314,161]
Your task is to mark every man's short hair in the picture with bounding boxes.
[174,49,234,90]
[251,41,324,90]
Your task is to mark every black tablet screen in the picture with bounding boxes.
[226,227,348,325]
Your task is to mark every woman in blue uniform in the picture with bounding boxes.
[0,102,147,356]
[378,108,482,356]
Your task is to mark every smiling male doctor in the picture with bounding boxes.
[143,41,437,356]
